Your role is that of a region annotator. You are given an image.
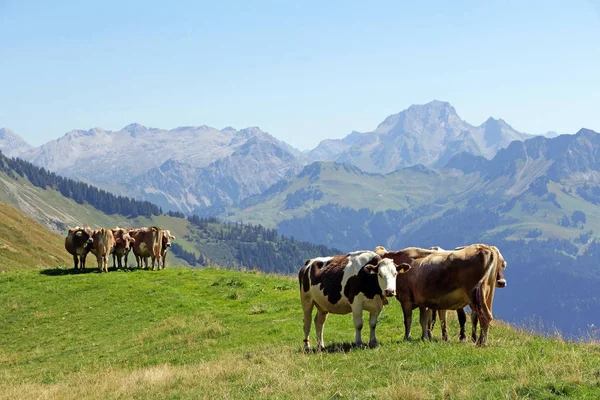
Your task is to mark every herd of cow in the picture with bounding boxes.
[299,243,507,348]
[63,227,505,348]
[64,225,176,272]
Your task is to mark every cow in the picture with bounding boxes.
[428,245,507,342]
[375,244,505,346]
[65,226,94,270]
[88,228,115,273]
[158,230,176,270]
[111,227,135,270]
[130,227,163,270]
[298,250,411,352]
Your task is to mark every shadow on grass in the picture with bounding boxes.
[40,266,142,276]
[301,341,383,354]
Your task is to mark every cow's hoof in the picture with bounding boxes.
[459,335,467,342]
[368,341,379,348]
[356,343,367,350]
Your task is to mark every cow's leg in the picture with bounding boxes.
[143,257,149,269]
[430,309,437,332]
[419,307,432,340]
[124,253,129,269]
[73,255,79,270]
[118,255,123,270]
[103,256,108,273]
[151,256,156,271]
[314,310,328,351]
[351,306,365,348]
[301,299,314,352]
[471,309,478,343]
[368,311,379,348]
[96,255,102,273]
[457,308,467,341]
[401,302,413,341]
[112,253,117,269]
[439,310,449,341]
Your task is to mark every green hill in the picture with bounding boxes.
[0,153,339,273]
[0,267,598,399]
[0,201,72,272]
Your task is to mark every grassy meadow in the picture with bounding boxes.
[0,266,599,399]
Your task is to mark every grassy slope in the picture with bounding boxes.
[0,267,598,399]
[227,164,477,228]
[0,202,72,272]
[0,171,193,268]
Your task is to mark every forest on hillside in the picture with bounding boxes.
[167,213,342,274]
[0,151,161,217]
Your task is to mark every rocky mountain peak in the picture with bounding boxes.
[0,128,33,157]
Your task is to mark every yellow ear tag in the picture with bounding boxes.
[399,268,404,273]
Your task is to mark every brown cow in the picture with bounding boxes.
[65,226,94,270]
[376,244,505,346]
[111,227,135,270]
[89,228,115,273]
[130,227,163,270]
[158,230,176,270]
[428,246,507,342]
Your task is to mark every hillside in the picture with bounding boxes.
[0,152,339,273]
[0,268,598,399]
[223,129,600,338]
[0,202,71,272]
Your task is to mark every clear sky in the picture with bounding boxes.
[1,0,599,148]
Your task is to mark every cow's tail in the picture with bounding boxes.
[472,246,495,327]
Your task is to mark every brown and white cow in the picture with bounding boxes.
[376,244,505,346]
[89,228,115,273]
[428,245,507,342]
[111,227,135,270]
[158,230,176,270]
[130,227,163,270]
[65,226,94,270]
[298,250,411,351]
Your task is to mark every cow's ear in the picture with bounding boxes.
[396,263,411,274]
[363,264,378,274]
[170,234,176,240]
[129,237,135,243]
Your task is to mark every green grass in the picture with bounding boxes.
[0,201,72,272]
[1,267,598,399]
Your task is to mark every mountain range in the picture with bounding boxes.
[3,100,535,213]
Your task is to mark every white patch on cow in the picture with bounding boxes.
[375,258,398,296]
[140,242,148,252]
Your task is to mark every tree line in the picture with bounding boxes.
[0,151,161,218]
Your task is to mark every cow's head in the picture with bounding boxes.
[71,226,94,245]
[122,232,135,251]
[364,258,411,297]
[492,246,507,288]
[162,230,175,249]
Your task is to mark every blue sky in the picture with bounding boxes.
[1,0,599,148]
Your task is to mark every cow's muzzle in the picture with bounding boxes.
[86,238,94,244]
[496,279,507,288]
[384,289,395,297]
[166,243,171,248]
